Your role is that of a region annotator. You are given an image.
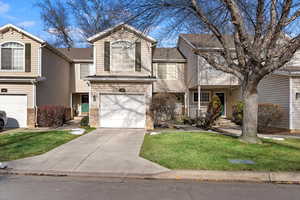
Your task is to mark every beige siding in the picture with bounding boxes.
[0,29,40,77]
[258,75,290,129]
[70,63,90,93]
[198,57,239,86]
[291,77,300,130]
[94,30,152,76]
[178,37,198,88]
[36,48,70,107]
[0,83,34,107]
[153,62,186,93]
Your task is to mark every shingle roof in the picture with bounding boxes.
[180,34,235,48]
[153,48,186,61]
[57,48,93,61]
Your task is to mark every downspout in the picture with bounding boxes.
[197,56,201,117]
[289,71,293,131]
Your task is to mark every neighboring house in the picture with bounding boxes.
[0,24,71,128]
[0,23,299,132]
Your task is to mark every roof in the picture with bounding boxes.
[0,24,45,44]
[153,48,186,62]
[57,48,93,61]
[87,23,156,43]
[180,34,235,49]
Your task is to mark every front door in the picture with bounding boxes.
[215,92,225,116]
[81,94,89,114]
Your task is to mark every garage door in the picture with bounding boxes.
[0,95,27,128]
[100,94,146,128]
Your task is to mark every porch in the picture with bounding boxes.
[187,85,241,119]
[72,93,89,117]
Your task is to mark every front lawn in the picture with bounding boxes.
[0,130,81,161]
[140,132,300,171]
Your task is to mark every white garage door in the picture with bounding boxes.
[100,94,146,128]
[0,95,27,128]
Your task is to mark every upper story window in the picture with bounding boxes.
[1,42,24,71]
[157,63,178,80]
[111,41,135,72]
[80,63,92,79]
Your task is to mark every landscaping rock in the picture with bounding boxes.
[0,162,7,169]
[70,128,85,135]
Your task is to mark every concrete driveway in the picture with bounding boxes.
[8,129,169,176]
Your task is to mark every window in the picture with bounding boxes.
[157,63,178,80]
[193,91,210,103]
[111,41,135,72]
[80,63,92,79]
[1,42,24,71]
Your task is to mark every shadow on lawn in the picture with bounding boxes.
[0,131,60,148]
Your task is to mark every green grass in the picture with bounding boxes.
[0,130,81,161]
[140,132,300,171]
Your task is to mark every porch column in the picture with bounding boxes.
[185,92,189,116]
[198,85,201,117]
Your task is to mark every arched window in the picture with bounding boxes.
[1,42,24,71]
[111,41,135,72]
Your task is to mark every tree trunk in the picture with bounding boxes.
[240,84,262,144]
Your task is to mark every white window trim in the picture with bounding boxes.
[110,40,135,72]
[192,91,211,104]
[0,41,26,72]
[157,63,178,80]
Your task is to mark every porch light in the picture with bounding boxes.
[93,95,97,102]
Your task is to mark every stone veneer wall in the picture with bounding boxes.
[27,108,36,128]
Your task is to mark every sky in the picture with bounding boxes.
[0,0,49,39]
[0,0,178,47]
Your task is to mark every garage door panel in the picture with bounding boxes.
[0,95,27,128]
[100,94,146,128]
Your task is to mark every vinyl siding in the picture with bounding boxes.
[70,63,90,93]
[36,48,70,107]
[93,30,152,76]
[0,28,40,77]
[258,75,290,129]
[178,37,198,88]
[0,83,33,107]
[153,62,186,93]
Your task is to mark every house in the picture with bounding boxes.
[0,23,299,132]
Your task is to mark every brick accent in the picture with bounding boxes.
[27,108,36,128]
[89,108,99,127]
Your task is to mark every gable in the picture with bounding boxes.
[87,23,156,43]
[0,24,45,44]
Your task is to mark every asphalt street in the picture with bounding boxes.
[1,175,300,200]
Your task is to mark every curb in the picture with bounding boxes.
[1,169,300,184]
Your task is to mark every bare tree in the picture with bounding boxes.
[37,0,126,47]
[125,0,300,143]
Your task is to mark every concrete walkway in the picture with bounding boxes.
[7,129,169,176]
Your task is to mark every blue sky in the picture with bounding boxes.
[0,0,48,37]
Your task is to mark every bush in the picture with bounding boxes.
[37,105,68,127]
[258,104,283,132]
[197,95,222,129]
[80,116,89,127]
[232,101,244,125]
[231,102,283,132]
[151,93,178,126]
